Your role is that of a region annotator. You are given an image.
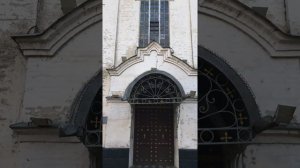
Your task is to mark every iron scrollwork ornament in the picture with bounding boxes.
[129,74,182,104]
[198,58,252,144]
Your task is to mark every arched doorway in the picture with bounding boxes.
[125,71,185,167]
[198,46,260,167]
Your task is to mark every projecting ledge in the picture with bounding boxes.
[10,118,80,143]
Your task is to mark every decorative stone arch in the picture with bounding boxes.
[123,69,186,102]
[107,42,197,76]
[198,45,261,167]
[199,0,300,58]
[12,0,102,57]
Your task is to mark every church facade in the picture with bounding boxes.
[102,0,197,167]
[0,0,300,168]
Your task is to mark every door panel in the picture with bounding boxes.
[133,105,174,166]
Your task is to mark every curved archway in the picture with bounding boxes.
[198,45,260,167]
[126,70,184,167]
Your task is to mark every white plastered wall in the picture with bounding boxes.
[103,50,197,149]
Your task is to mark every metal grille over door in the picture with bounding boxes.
[134,105,174,167]
[129,73,182,104]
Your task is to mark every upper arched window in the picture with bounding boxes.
[139,0,169,47]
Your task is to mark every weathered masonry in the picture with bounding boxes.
[0,0,299,168]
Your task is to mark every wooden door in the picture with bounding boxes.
[133,104,174,167]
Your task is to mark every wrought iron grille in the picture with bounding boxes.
[198,58,252,144]
[129,74,182,104]
[84,90,101,147]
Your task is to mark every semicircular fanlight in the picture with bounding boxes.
[129,74,182,104]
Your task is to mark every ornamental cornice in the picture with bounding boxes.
[12,0,102,57]
[107,42,197,76]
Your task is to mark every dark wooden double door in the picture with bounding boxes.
[133,104,174,167]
